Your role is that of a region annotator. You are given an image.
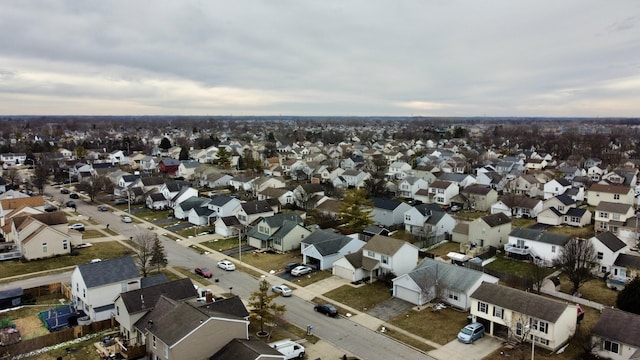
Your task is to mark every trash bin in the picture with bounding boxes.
[467,315,473,324]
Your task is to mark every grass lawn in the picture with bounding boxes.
[384,331,435,353]
[558,274,618,307]
[161,232,181,241]
[546,224,595,239]
[133,209,173,222]
[426,241,461,257]
[237,251,304,273]
[512,218,537,228]
[0,241,132,279]
[323,282,391,312]
[485,254,556,278]
[199,238,242,252]
[452,211,486,221]
[389,307,470,345]
[289,270,334,287]
[81,229,108,239]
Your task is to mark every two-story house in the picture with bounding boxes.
[460,213,512,256]
[333,169,370,189]
[587,184,635,207]
[457,185,498,212]
[397,176,429,199]
[246,213,310,251]
[207,195,242,221]
[237,200,275,226]
[71,256,142,321]
[371,198,413,227]
[403,203,455,238]
[491,195,543,219]
[428,180,459,207]
[505,228,571,267]
[12,212,78,260]
[589,232,628,278]
[509,174,544,198]
[594,201,635,234]
[591,308,640,360]
[302,229,365,271]
[470,282,577,352]
[543,178,572,199]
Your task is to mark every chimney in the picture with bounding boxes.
[205,292,214,304]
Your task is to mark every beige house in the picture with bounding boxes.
[461,213,511,256]
[594,201,635,234]
[457,184,498,211]
[587,184,635,207]
[12,212,80,260]
[470,282,577,352]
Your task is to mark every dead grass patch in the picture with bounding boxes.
[324,282,391,311]
[426,242,462,257]
[389,306,469,345]
[557,274,617,307]
[237,251,304,273]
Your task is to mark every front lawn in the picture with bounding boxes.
[389,307,469,345]
[132,209,173,222]
[323,282,392,312]
[199,238,243,252]
[237,251,303,273]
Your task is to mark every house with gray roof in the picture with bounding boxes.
[461,213,512,257]
[246,213,310,252]
[71,256,142,321]
[371,197,412,227]
[610,253,640,289]
[174,196,211,220]
[207,195,242,221]
[237,200,275,225]
[491,194,543,219]
[591,308,640,360]
[470,282,578,351]
[302,229,365,271]
[210,338,284,360]
[505,228,571,267]
[594,201,635,235]
[114,278,198,345]
[392,258,499,308]
[403,203,455,239]
[589,232,628,279]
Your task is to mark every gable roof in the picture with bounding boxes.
[372,197,404,211]
[500,195,540,209]
[592,308,640,348]
[241,200,272,215]
[480,213,511,227]
[302,229,356,256]
[596,201,633,214]
[363,235,414,255]
[13,211,67,229]
[509,228,571,246]
[463,184,493,195]
[413,203,444,217]
[210,338,283,360]
[614,253,640,269]
[471,282,570,322]
[0,196,46,211]
[588,183,632,194]
[593,232,626,253]
[209,195,239,207]
[120,278,197,314]
[76,256,140,288]
[409,258,495,293]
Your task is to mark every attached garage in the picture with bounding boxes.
[394,284,422,305]
[333,264,354,281]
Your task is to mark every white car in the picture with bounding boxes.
[291,265,313,277]
[217,260,236,271]
[121,216,132,223]
[271,285,292,297]
[68,223,85,231]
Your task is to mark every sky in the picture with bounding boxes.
[1,1,639,117]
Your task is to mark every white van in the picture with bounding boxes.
[268,339,305,359]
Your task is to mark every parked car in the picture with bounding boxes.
[291,265,313,277]
[271,285,292,297]
[194,267,213,278]
[69,193,79,199]
[60,188,69,194]
[44,204,58,212]
[217,260,236,271]
[285,262,302,273]
[97,205,108,211]
[121,216,132,223]
[450,205,461,212]
[314,303,338,317]
[114,198,128,205]
[68,223,85,231]
[457,322,485,344]
[65,201,76,208]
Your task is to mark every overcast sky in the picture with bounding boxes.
[1,1,639,117]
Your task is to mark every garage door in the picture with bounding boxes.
[333,265,353,281]
[394,285,420,305]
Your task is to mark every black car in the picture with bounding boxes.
[60,188,69,194]
[285,262,302,273]
[97,205,108,211]
[65,201,76,208]
[69,193,79,199]
[314,304,338,317]
[44,204,58,212]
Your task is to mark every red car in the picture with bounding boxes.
[194,267,212,278]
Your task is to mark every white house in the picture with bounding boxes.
[397,176,429,199]
[302,230,365,271]
[71,256,142,321]
[591,308,640,360]
[428,180,459,206]
[505,228,571,267]
[207,195,242,221]
[403,203,455,238]
[543,178,572,199]
[590,232,628,278]
[371,197,413,227]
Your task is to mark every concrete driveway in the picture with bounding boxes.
[428,335,503,360]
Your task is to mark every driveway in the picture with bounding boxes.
[428,336,503,360]
[165,222,194,232]
[366,297,414,321]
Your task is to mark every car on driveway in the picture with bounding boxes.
[314,303,338,317]
[121,216,132,223]
[271,285,292,297]
[285,262,302,273]
[194,267,213,278]
[97,205,108,211]
[458,322,485,344]
[218,260,236,271]
[291,265,313,277]
[68,223,85,231]
[69,193,79,199]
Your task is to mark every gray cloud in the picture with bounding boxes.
[0,0,639,116]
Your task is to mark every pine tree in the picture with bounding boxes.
[338,188,374,233]
[149,236,168,273]
[617,277,640,315]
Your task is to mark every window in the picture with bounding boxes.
[604,340,620,354]
[597,252,603,260]
[405,215,411,221]
[551,246,556,253]
[599,212,609,219]
[558,205,564,212]
[258,225,269,234]
[83,289,86,298]
[571,216,580,223]
[381,255,389,264]
[515,322,524,337]
[274,238,282,246]
[613,194,620,200]
[42,243,48,253]
[612,213,620,221]
[152,335,157,349]
[448,292,459,301]
[116,306,119,316]
[532,319,548,334]
[516,239,525,248]
[477,302,488,313]
[599,222,608,230]
[63,240,68,250]
[493,306,503,319]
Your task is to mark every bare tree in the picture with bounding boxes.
[74,176,113,202]
[248,279,286,337]
[553,237,598,295]
[528,263,547,294]
[5,167,19,186]
[132,231,156,277]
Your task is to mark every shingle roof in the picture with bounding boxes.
[302,229,356,256]
[481,213,511,227]
[614,253,640,269]
[363,235,414,256]
[591,308,640,348]
[13,211,67,229]
[593,232,626,253]
[209,195,237,207]
[596,201,633,214]
[120,278,197,314]
[470,282,570,322]
[409,258,495,293]
[555,194,575,206]
[413,203,443,216]
[241,200,272,215]
[509,228,571,246]
[77,256,140,288]
[210,338,283,360]
[588,183,632,194]
[463,185,493,195]
[501,195,540,209]
[372,197,403,211]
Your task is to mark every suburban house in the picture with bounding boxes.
[459,213,512,257]
[200,172,233,189]
[332,169,370,189]
[113,278,198,345]
[509,174,544,198]
[589,232,628,278]
[587,183,635,207]
[537,194,592,227]
[0,196,46,228]
[609,253,640,290]
[300,230,365,271]
[427,180,459,207]
[71,256,142,321]
[135,296,250,360]
[403,203,455,238]
[591,308,640,360]
[177,160,201,179]
[257,187,295,206]
[397,176,429,199]
[236,200,275,226]
[331,235,418,283]
[174,196,211,220]
[12,212,79,260]
[213,216,242,238]
[371,197,412,227]
[543,178,572,199]
[246,213,310,252]
[392,258,499,308]
[470,282,577,352]
[491,195,543,219]
[211,338,285,359]
[207,195,242,221]
[456,184,498,212]
[505,228,571,267]
[594,201,635,234]
[157,158,180,175]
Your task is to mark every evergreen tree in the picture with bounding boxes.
[216,147,231,168]
[338,188,374,233]
[179,146,189,160]
[159,137,172,150]
[149,237,168,273]
[248,279,286,336]
[617,277,640,315]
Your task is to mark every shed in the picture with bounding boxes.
[0,288,23,310]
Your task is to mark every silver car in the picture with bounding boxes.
[271,285,292,297]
